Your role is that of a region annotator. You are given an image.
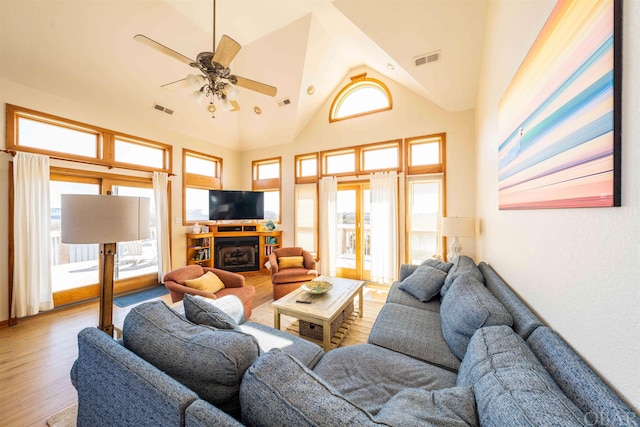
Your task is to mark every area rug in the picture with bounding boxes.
[113,285,168,307]
[46,403,77,427]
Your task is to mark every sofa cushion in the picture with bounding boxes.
[441,255,484,296]
[440,275,513,360]
[183,294,243,329]
[240,349,382,426]
[184,271,225,293]
[457,325,585,427]
[278,255,304,269]
[238,322,324,369]
[123,300,260,418]
[313,343,456,415]
[375,387,479,427]
[368,303,460,371]
[399,264,448,302]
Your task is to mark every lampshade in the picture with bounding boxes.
[441,217,475,238]
[61,194,150,244]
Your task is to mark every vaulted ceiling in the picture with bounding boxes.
[0,0,487,151]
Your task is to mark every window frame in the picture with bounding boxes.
[6,104,172,174]
[294,153,319,184]
[405,133,446,175]
[182,149,223,225]
[252,157,282,223]
[329,73,393,123]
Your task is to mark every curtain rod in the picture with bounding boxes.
[1,149,175,176]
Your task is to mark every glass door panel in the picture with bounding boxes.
[336,184,370,280]
[50,180,100,292]
[111,185,157,281]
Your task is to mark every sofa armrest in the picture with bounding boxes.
[185,400,243,427]
[204,267,245,288]
[74,327,199,426]
[302,251,317,270]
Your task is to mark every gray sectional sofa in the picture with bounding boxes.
[71,256,639,426]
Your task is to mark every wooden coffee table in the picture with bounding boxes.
[272,276,364,351]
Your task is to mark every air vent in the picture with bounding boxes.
[414,50,441,67]
[152,102,174,115]
[277,97,291,107]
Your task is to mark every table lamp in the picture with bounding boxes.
[61,194,150,337]
[441,217,475,261]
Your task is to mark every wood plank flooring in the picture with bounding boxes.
[0,275,387,426]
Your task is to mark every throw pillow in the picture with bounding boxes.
[399,264,448,302]
[440,275,513,360]
[457,325,585,426]
[184,271,225,293]
[421,258,454,273]
[375,387,478,426]
[278,256,304,269]
[183,294,240,329]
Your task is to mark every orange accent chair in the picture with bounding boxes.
[163,265,256,320]
[269,247,318,300]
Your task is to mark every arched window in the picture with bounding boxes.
[329,73,392,122]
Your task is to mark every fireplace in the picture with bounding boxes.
[214,236,259,272]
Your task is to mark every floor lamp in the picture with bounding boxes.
[61,194,150,337]
[441,217,475,262]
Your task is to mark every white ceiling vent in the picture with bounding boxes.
[414,50,441,67]
[152,102,174,115]
[277,97,291,107]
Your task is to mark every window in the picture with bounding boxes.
[329,73,392,122]
[294,184,317,254]
[324,150,356,175]
[406,133,446,175]
[183,150,222,224]
[295,153,318,184]
[252,157,281,222]
[406,176,444,264]
[320,140,402,177]
[361,141,401,172]
[7,104,172,173]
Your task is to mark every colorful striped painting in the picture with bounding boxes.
[498,0,620,209]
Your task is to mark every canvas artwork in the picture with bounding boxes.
[498,0,621,210]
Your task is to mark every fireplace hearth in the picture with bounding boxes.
[214,236,259,272]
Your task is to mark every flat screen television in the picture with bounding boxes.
[209,190,264,221]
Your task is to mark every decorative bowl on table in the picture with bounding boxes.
[301,280,333,294]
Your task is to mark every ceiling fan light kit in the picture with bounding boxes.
[134,0,277,117]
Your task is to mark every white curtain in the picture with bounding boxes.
[370,171,398,284]
[319,176,337,276]
[12,152,53,317]
[153,172,172,282]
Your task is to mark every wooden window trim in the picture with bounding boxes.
[252,157,282,223]
[405,133,446,176]
[329,73,393,123]
[6,104,172,174]
[182,149,223,226]
[360,139,402,173]
[294,153,319,184]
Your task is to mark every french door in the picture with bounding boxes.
[336,183,371,280]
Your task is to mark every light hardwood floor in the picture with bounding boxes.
[0,275,387,427]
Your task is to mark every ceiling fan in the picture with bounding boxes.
[134,0,277,116]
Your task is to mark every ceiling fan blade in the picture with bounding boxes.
[134,34,194,66]
[230,100,240,112]
[232,76,277,97]
[212,35,241,68]
[160,78,190,91]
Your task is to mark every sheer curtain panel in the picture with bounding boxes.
[12,152,54,317]
[153,172,172,282]
[370,171,398,284]
[319,176,338,276]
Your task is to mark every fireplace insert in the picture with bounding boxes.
[214,236,259,272]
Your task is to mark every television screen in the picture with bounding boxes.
[209,190,264,221]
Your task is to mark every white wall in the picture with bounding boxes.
[0,79,243,322]
[475,0,640,412]
[240,66,477,257]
